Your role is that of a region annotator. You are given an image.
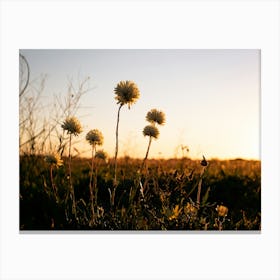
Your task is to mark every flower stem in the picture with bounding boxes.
[112,104,122,207]
[50,166,58,201]
[68,134,77,219]
[114,104,122,184]
[89,144,96,226]
[94,153,98,205]
[196,166,206,209]
[141,136,152,173]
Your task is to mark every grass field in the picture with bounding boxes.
[20,155,261,231]
[19,55,261,232]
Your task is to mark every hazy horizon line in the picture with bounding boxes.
[20,153,261,162]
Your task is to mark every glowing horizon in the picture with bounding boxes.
[19,49,260,160]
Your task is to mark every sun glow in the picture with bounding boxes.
[19,49,260,161]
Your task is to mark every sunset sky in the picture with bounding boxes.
[19,49,260,160]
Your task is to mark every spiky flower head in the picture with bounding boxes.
[86,129,104,146]
[114,80,140,109]
[45,153,63,168]
[216,205,228,217]
[95,150,108,161]
[146,109,166,125]
[61,116,82,136]
[143,125,159,139]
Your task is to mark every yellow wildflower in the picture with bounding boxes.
[216,205,228,217]
[169,205,182,220]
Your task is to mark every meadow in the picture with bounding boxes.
[19,56,261,231]
[20,155,261,231]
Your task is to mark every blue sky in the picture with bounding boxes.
[20,49,260,160]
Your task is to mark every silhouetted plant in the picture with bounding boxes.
[86,129,104,226]
[61,116,82,220]
[45,152,63,201]
[112,80,140,206]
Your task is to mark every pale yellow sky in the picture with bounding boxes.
[20,49,260,160]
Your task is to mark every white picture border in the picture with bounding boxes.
[1,0,279,279]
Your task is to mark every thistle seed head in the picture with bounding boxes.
[146,109,166,125]
[61,116,82,136]
[143,125,159,139]
[86,129,104,146]
[114,80,140,109]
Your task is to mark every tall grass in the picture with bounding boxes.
[20,156,261,230]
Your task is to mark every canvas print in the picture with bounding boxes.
[19,49,261,231]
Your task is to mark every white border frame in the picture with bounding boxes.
[1,1,279,279]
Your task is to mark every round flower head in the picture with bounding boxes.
[61,116,82,136]
[114,80,140,109]
[216,205,228,217]
[95,150,108,161]
[143,125,159,139]
[146,109,166,125]
[45,153,63,168]
[86,129,104,146]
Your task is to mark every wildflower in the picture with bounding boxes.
[45,153,63,168]
[114,80,140,109]
[87,131,105,225]
[169,205,182,220]
[61,116,81,219]
[86,129,104,146]
[95,150,107,160]
[113,80,140,198]
[143,125,159,139]
[184,202,197,217]
[200,155,208,167]
[61,116,82,136]
[146,109,166,125]
[216,205,228,217]
[141,125,160,172]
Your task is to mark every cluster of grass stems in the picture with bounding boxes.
[20,155,261,230]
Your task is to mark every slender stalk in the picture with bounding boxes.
[94,153,98,205]
[141,136,152,172]
[114,104,122,185]
[136,136,153,200]
[112,104,122,207]
[89,145,95,225]
[50,166,58,201]
[196,166,206,209]
[68,134,77,219]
